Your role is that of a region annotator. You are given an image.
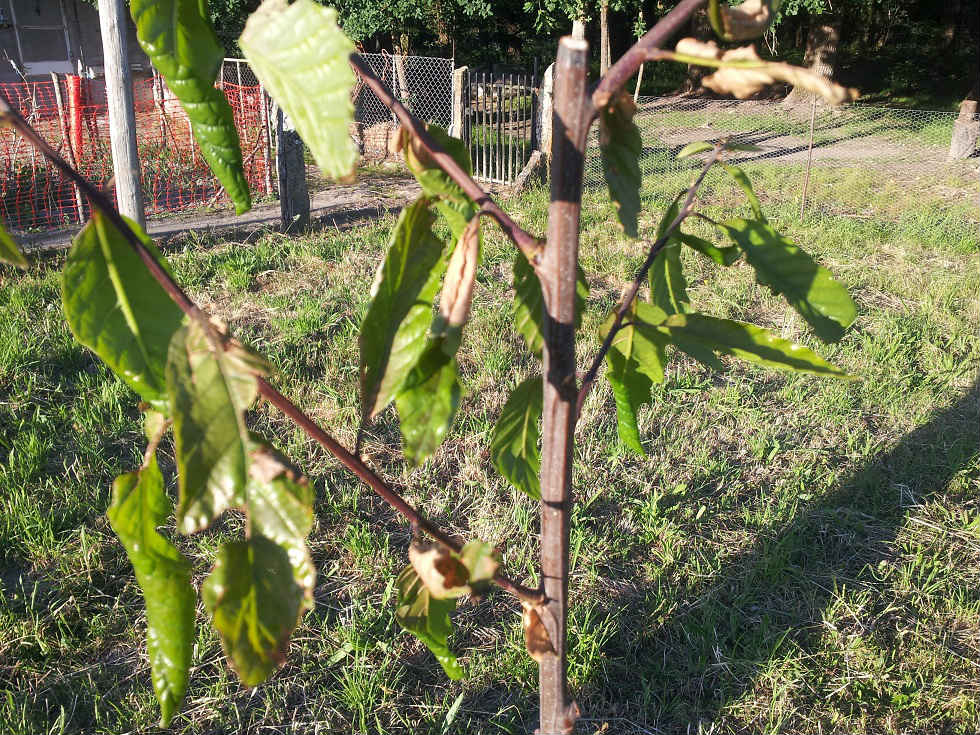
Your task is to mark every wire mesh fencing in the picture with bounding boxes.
[582,96,979,209]
[351,53,453,159]
[1,73,275,233]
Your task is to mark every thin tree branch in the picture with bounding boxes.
[592,0,707,111]
[349,55,545,264]
[576,146,722,416]
[0,91,542,606]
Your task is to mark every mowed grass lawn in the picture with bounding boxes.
[1,161,977,734]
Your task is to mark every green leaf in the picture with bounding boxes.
[599,91,642,238]
[202,536,305,687]
[649,195,689,315]
[724,142,763,153]
[721,164,764,220]
[240,0,357,180]
[62,211,185,411]
[395,564,463,679]
[395,344,461,465]
[131,0,251,213]
[166,322,269,533]
[360,198,448,418]
[0,224,28,268]
[246,446,316,613]
[599,301,669,454]
[457,541,500,595]
[654,313,854,378]
[402,124,476,213]
[605,348,652,455]
[107,455,194,727]
[512,255,589,356]
[678,232,741,266]
[676,141,713,159]
[721,218,857,343]
[490,375,542,500]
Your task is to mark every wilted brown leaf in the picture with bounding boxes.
[438,216,480,328]
[409,543,471,599]
[521,602,556,663]
[672,39,858,104]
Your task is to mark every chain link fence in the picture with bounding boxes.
[583,97,979,210]
[351,53,453,159]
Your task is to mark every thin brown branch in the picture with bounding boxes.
[576,146,722,416]
[592,0,706,112]
[349,54,545,264]
[0,90,542,606]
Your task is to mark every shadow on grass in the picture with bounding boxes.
[579,377,979,730]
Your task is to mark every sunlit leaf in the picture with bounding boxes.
[395,565,463,679]
[62,212,184,411]
[401,124,476,213]
[435,216,480,334]
[395,344,461,465]
[512,256,589,356]
[648,194,689,315]
[654,313,854,378]
[246,446,315,612]
[409,542,471,599]
[131,0,251,213]
[360,198,447,418]
[107,455,194,727]
[0,224,28,268]
[166,322,269,533]
[599,91,643,238]
[669,39,858,104]
[677,232,741,266]
[721,163,764,220]
[240,0,357,180]
[605,348,652,455]
[490,375,542,500]
[457,540,499,595]
[721,218,857,342]
[599,301,668,454]
[202,536,306,687]
[676,141,713,159]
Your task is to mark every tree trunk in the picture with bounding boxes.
[785,16,840,104]
[948,78,979,160]
[681,9,713,93]
[942,0,961,47]
[538,35,588,735]
[600,0,611,75]
[571,18,586,40]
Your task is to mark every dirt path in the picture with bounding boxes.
[21,170,422,252]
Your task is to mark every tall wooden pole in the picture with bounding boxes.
[538,36,588,735]
[97,0,145,228]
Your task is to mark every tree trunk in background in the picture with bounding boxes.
[942,0,961,47]
[571,17,586,40]
[784,16,840,104]
[948,77,979,160]
[681,9,713,93]
[600,0,611,74]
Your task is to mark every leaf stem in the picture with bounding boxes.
[576,146,721,416]
[0,91,542,607]
[348,55,545,264]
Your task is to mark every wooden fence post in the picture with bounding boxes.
[276,105,309,232]
[449,66,467,138]
[96,0,145,228]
